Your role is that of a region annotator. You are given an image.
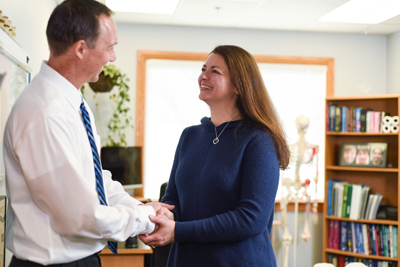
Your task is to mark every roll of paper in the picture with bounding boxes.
[392,116,399,125]
[391,124,399,133]
[382,125,391,133]
[383,116,393,124]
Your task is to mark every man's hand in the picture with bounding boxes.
[139,215,175,247]
[143,202,174,214]
[156,207,174,221]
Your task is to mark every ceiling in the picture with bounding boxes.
[111,0,400,35]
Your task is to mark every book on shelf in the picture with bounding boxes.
[333,220,340,250]
[393,226,398,258]
[351,222,357,253]
[328,179,341,216]
[326,104,389,133]
[349,184,362,220]
[389,225,394,258]
[340,221,348,251]
[360,186,371,219]
[362,224,370,255]
[364,194,375,220]
[335,106,342,132]
[347,221,353,252]
[371,194,384,220]
[356,223,364,254]
[342,184,349,218]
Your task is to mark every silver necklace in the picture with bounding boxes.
[213,115,239,145]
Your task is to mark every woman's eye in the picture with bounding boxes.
[213,70,220,74]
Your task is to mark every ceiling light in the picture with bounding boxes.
[105,0,180,14]
[319,0,400,24]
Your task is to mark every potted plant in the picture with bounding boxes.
[81,64,133,147]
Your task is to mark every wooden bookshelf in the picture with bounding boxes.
[323,94,400,264]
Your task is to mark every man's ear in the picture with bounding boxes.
[73,40,87,60]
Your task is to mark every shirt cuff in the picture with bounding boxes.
[134,205,155,235]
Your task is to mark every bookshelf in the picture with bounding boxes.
[323,95,400,266]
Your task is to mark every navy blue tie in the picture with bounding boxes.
[80,101,118,255]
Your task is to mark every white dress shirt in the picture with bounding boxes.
[3,62,155,265]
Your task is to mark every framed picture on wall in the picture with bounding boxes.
[339,142,388,168]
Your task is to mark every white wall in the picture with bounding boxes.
[387,30,400,94]
[0,0,56,77]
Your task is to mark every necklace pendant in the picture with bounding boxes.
[213,137,219,145]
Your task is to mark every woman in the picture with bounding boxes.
[139,45,290,266]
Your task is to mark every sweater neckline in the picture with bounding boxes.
[201,117,243,132]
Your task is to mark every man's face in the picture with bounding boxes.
[343,147,356,164]
[85,15,118,83]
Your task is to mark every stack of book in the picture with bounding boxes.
[327,104,388,133]
[328,179,384,220]
[328,221,398,258]
[327,253,398,267]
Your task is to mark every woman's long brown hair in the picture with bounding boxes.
[211,45,290,169]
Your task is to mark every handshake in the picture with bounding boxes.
[140,202,176,247]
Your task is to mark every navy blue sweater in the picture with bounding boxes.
[162,117,279,267]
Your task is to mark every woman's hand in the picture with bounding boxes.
[139,215,175,247]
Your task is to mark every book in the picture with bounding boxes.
[340,221,348,251]
[368,194,380,220]
[371,224,377,255]
[360,186,371,219]
[355,107,362,132]
[335,105,342,132]
[372,194,384,220]
[328,179,342,216]
[328,220,335,248]
[363,224,370,255]
[341,106,347,132]
[333,220,340,250]
[346,184,353,218]
[347,220,353,252]
[356,223,364,254]
[342,184,349,218]
[378,224,385,256]
[360,108,369,132]
[328,104,337,132]
[383,225,389,257]
[364,194,375,219]
[367,224,373,255]
[393,226,398,258]
[351,222,357,253]
[389,225,394,258]
[349,183,362,219]
[346,106,353,132]
[366,110,371,132]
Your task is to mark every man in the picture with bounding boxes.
[4,1,171,266]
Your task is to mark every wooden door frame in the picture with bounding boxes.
[135,50,334,197]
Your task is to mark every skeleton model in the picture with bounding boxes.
[280,115,319,267]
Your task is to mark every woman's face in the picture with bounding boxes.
[198,53,238,106]
[372,148,383,164]
[357,150,369,164]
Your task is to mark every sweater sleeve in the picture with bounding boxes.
[174,133,280,243]
[161,130,185,221]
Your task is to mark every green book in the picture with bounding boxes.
[342,184,349,218]
[382,225,388,257]
[345,184,353,218]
